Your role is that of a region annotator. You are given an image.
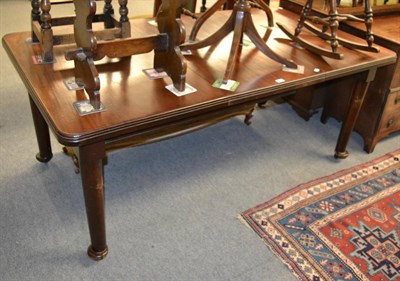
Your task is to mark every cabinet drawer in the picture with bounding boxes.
[386,88,400,112]
[390,61,400,88]
[379,88,400,135]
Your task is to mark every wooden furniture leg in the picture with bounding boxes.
[29,95,53,163]
[327,0,339,54]
[201,0,207,12]
[334,67,377,158]
[364,0,374,48]
[118,0,131,38]
[103,0,115,29]
[153,0,161,16]
[31,0,40,43]
[294,0,312,38]
[224,7,246,81]
[154,0,188,91]
[40,0,54,62]
[79,142,108,260]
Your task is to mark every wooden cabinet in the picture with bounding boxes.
[380,89,400,136]
[279,0,400,152]
[336,14,400,152]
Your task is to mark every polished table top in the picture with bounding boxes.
[2,8,396,147]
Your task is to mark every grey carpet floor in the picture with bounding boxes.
[1,1,399,280]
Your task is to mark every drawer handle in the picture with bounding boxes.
[387,119,394,128]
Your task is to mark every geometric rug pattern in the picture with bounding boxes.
[242,149,400,281]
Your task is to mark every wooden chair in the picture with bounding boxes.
[65,0,187,110]
[30,0,130,62]
[277,0,379,59]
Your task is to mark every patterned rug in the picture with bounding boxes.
[242,149,400,281]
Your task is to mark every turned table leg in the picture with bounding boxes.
[79,142,108,260]
[28,95,53,162]
[334,68,377,159]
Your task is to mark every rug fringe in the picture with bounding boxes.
[238,212,310,281]
[236,214,254,230]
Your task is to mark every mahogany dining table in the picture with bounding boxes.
[2,8,396,259]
